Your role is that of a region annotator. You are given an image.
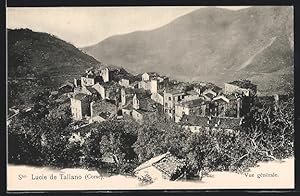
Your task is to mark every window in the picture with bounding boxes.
[168,97,171,101]
[165,103,168,107]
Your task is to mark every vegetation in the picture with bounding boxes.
[7,19,294,179]
[8,28,101,107]
[8,90,294,178]
[8,28,99,78]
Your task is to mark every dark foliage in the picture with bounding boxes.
[8,90,294,178]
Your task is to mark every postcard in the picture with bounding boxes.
[6,5,294,191]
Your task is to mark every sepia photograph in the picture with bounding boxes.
[6,5,294,191]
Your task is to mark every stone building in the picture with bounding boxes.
[89,100,117,123]
[211,94,242,117]
[80,75,98,87]
[138,72,169,94]
[91,81,121,104]
[163,89,186,120]
[121,90,159,123]
[138,78,158,94]
[174,98,208,123]
[182,90,200,102]
[134,152,186,182]
[151,91,164,105]
[99,67,110,83]
[70,93,91,120]
[224,80,257,97]
[58,81,74,94]
[121,88,150,107]
[118,78,130,88]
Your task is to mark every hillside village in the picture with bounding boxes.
[59,65,260,132]
[6,6,294,186]
[8,62,292,182]
[53,64,290,181]
[44,63,289,130]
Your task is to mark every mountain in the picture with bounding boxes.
[8,28,101,106]
[83,6,294,95]
[8,28,101,79]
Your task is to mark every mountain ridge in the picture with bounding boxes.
[8,28,101,79]
[7,28,103,106]
[83,6,294,95]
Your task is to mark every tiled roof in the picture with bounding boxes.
[134,152,185,178]
[59,81,74,89]
[74,93,89,101]
[213,98,228,104]
[92,100,117,115]
[177,98,206,108]
[86,74,97,79]
[226,93,240,100]
[123,103,133,110]
[193,82,207,88]
[139,97,158,111]
[165,89,185,95]
[186,90,199,95]
[210,85,222,93]
[98,111,113,120]
[124,87,150,96]
[135,109,156,115]
[120,74,139,82]
[180,115,209,126]
[197,83,222,93]
[213,95,230,103]
[228,79,256,89]
[153,153,185,177]
[100,81,119,88]
[134,153,169,172]
[136,91,152,100]
[204,92,215,99]
[85,86,99,94]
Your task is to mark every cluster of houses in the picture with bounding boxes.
[55,66,261,182]
[62,65,258,135]
[15,64,290,183]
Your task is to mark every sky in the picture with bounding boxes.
[7,6,251,48]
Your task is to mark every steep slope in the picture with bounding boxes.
[83,6,294,94]
[7,29,101,106]
[8,28,100,78]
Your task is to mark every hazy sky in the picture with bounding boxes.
[7,6,251,47]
